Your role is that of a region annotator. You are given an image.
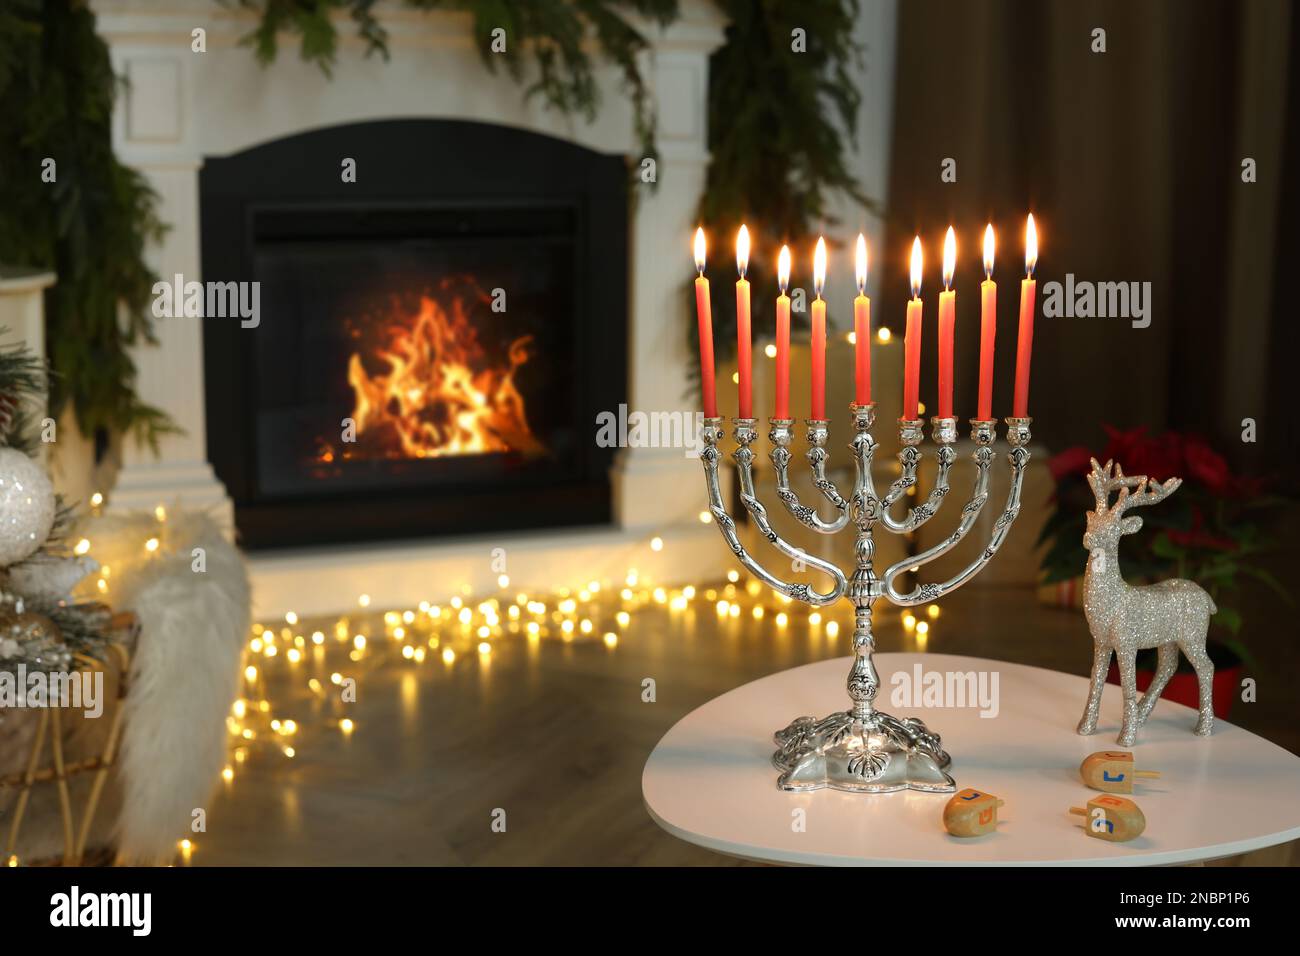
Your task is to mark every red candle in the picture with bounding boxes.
[977,224,997,421]
[903,237,923,421]
[1012,214,1038,418]
[775,245,791,419]
[736,224,753,419]
[936,226,956,420]
[810,237,827,420]
[853,234,871,405]
[693,228,717,418]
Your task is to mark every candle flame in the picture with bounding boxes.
[983,224,995,279]
[736,224,750,278]
[909,236,922,299]
[813,237,827,298]
[854,233,868,294]
[693,227,706,274]
[778,244,791,293]
[942,226,956,290]
[1025,213,1037,276]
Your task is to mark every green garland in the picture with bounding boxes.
[691,0,876,378]
[232,0,680,162]
[0,0,175,450]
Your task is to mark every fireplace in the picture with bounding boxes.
[200,120,628,549]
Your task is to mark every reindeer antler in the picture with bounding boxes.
[1087,458,1147,511]
[1111,474,1183,515]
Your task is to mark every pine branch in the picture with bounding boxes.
[688,0,879,383]
[232,0,677,163]
[0,1,175,447]
[0,334,47,449]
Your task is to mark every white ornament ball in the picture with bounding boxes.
[0,448,56,567]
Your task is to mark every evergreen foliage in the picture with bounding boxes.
[0,0,175,449]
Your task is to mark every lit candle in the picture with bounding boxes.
[735,225,753,419]
[1013,214,1038,418]
[693,228,717,418]
[775,245,792,419]
[810,237,827,420]
[903,237,923,421]
[978,224,997,420]
[854,234,871,405]
[937,226,956,419]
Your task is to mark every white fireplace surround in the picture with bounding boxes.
[89,0,898,618]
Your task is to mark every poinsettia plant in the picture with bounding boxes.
[1038,425,1288,662]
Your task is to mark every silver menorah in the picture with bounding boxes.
[699,405,1032,794]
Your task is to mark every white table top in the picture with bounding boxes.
[643,653,1300,866]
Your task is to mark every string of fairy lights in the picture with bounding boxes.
[37,500,940,865]
[216,528,941,792]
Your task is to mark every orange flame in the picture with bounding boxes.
[340,290,542,460]
[942,226,956,290]
[854,233,868,294]
[813,237,827,298]
[909,236,923,299]
[1025,213,1038,276]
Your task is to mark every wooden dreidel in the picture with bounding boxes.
[1070,795,1146,842]
[1080,750,1161,794]
[943,788,1004,838]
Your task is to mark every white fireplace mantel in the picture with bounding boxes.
[90,0,729,615]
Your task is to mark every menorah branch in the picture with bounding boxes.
[769,419,850,533]
[699,418,846,606]
[882,418,1031,604]
[874,417,957,534]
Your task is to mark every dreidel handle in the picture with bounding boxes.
[1069,806,1087,817]
[1133,770,1161,779]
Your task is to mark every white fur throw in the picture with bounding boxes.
[88,511,248,864]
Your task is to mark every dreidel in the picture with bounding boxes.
[943,788,1004,838]
[1069,795,1146,842]
[1079,751,1161,794]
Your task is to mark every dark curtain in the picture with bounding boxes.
[880,0,1292,482]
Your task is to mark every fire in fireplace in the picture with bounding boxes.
[200,119,628,549]
[325,280,545,465]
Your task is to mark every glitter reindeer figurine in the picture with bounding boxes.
[1077,458,1216,746]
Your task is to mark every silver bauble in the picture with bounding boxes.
[0,447,57,567]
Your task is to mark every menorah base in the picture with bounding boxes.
[772,710,956,793]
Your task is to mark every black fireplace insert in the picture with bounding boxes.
[200,120,628,550]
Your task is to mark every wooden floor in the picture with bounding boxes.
[195,566,1300,866]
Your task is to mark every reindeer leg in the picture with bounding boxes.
[1138,642,1177,722]
[1115,648,1140,746]
[1187,637,1215,737]
[1077,644,1111,736]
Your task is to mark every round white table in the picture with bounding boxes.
[643,653,1300,866]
